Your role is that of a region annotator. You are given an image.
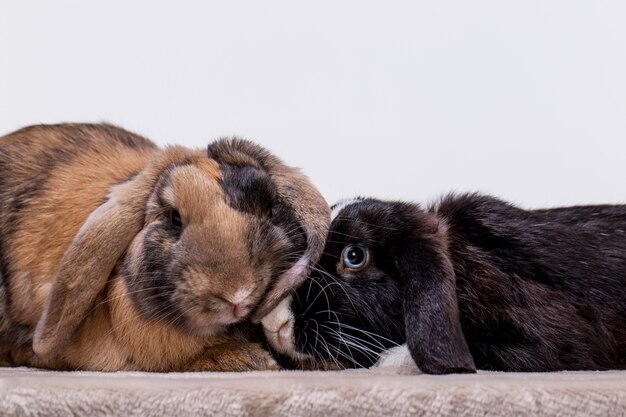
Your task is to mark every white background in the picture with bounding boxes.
[1,1,625,208]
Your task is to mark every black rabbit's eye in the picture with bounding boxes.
[168,209,183,228]
[342,244,369,270]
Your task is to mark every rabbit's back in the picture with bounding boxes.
[0,123,156,235]
[0,124,157,350]
[436,194,626,371]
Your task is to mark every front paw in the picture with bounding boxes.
[230,344,280,371]
[188,343,280,372]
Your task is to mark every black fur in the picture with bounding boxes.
[125,221,180,323]
[214,158,307,270]
[281,194,626,374]
[219,164,276,217]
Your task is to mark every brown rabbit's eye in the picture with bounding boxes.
[168,209,183,228]
[342,244,369,271]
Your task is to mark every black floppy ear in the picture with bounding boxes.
[396,213,476,374]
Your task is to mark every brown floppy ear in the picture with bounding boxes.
[398,215,476,374]
[32,165,163,358]
[206,139,330,322]
[250,166,329,321]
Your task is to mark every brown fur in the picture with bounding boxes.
[204,139,330,321]
[0,123,328,371]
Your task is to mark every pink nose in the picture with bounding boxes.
[232,303,247,319]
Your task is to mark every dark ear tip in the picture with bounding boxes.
[416,353,477,374]
[250,310,264,324]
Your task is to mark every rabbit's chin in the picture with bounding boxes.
[177,308,245,338]
[182,320,228,338]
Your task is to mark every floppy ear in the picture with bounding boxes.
[207,139,330,322]
[251,169,329,321]
[32,171,156,358]
[397,214,476,374]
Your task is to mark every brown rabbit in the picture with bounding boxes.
[0,123,329,371]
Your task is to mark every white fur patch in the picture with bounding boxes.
[375,344,422,373]
[331,198,360,221]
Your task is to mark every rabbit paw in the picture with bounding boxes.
[188,343,280,372]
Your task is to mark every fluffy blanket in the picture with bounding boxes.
[1,367,625,417]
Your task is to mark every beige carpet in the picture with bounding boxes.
[1,367,625,417]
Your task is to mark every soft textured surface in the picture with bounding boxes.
[1,367,625,417]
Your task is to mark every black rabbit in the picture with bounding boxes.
[261,194,626,374]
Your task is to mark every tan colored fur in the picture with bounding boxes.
[10,138,152,328]
[0,123,327,371]
[203,139,330,321]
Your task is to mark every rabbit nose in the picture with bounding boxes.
[262,314,290,349]
[275,320,290,340]
[218,288,253,319]
[231,302,248,319]
[228,290,252,319]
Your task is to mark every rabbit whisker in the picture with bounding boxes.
[322,324,380,360]
[312,328,344,369]
[326,325,385,356]
[308,267,360,316]
[326,337,366,369]
[329,321,400,347]
[322,324,362,365]
[299,280,333,318]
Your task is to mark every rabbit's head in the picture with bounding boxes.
[262,198,475,374]
[33,137,330,358]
